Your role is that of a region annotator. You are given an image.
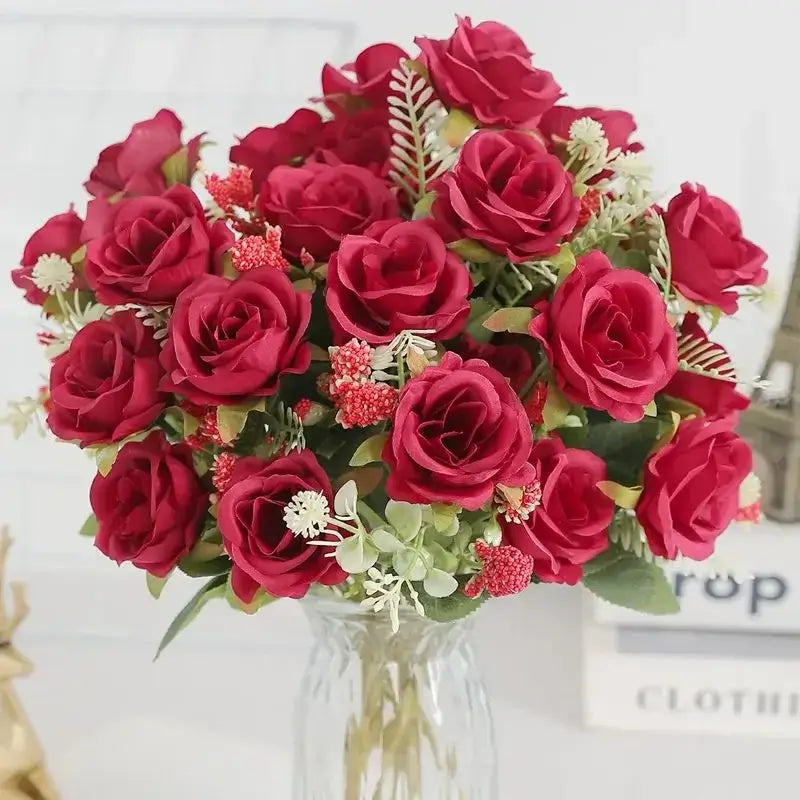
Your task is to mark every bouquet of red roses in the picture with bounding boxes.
[5,17,766,647]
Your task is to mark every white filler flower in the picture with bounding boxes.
[31,253,74,294]
[284,490,331,538]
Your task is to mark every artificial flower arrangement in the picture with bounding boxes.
[5,16,767,650]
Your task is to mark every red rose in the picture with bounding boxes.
[383,352,533,510]
[257,162,398,262]
[637,416,752,560]
[48,311,166,446]
[663,183,767,313]
[91,431,207,577]
[416,17,562,128]
[230,109,326,188]
[538,105,641,154]
[311,108,392,177]
[433,130,580,262]
[326,219,471,344]
[530,251,678,422]
[160,268,311,405]
[217,450,346,599]
[321,43,408,112]
[664,314,749,416]
[502,438,613,584]
[84,185,233,306]
[452,335,533,393]
[84,109,201,199]
[12,210,84,306]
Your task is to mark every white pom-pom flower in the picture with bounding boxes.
[31,253,74,294]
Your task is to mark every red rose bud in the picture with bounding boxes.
[47,311,167,447]
[310,108,392,178]
[530,251,678,422]
[91,432,208,577]
[326,219,471,345]
[501,438,613,584]
[159,269,311,406]
[464,540,534,598]
[84,109,201,199]
[433,131,580,262]
[523,381,548,425]
[637,415,752,561]
[538,106,641,155]
[383,352,533,510]
[416,17,561,127]
[663,183,767,314]
[257,162,398,262]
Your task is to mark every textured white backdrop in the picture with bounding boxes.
[1,1,799,798]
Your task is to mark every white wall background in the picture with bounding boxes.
[0,1,799,798]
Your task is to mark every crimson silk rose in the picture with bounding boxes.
[160,268,311,405]
[326,219,471,344]
[383,352,533,510]
[538,105,641,154]
[664,313,749,416]
[12,210,85,306]
[663,183,767,313]
[91,431,207,577]
[230,109,326,188]
[433,130,579,262]
[530,251,678,422]
[84,184,233,306]
[502,438,613,584]
[218,450,347,599]
[321,43,408,112]
[453,335,533,394]
[637,416,752,560]
[257,162,398,263]
[84,109,201,199]
[312,108,392,178]
[48,311,166,446]
[416,17,561,128]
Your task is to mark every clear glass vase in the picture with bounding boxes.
[293,596,497,800]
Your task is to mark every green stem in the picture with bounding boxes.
[519,358,549,402]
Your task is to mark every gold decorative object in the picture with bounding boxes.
[740,233,800,520]
[0,528,59,800]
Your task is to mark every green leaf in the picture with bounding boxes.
[95,443,120,477]
[161,145,190,186]
[413,192,436,219]
[582,552,680,615]
[584,414,663,486]
[551,245,576,283]
[643,400,658,418]
[483,306,534,334]
[146,571,171,599]
[441,109,477,147]
[464,298,496,343]
[596,481,643,510]
[419,579,487,622]
[217,399,265,444]
[385,501,423,541]
[448,238,497,264]
[336,535,379,574]
[79,513,98,538]
[430,503,460,533]
[370,527,405,554]
[542,381,571,431]
[154,574,227,660]
[392,548,432,581]
[423,568,459,598]
[349,433,389,466]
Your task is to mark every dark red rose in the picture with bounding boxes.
[663,183,767,313]
[502,438,613,584]
[48,311,166,447]
[230,109,326,188]
[538,105,641,154]
[257,162,398,263]
[84,109,201,199]
[383,352,533,510]
[637,416,752,560]
[84,184,233,306]
[416,17,562,128]
[12,210,84,306]
[530,251,678,422]
[452,335,533,393]
[311,108,392,177]
[218,450,347,599]
[160,268,311,405]
[321,43,408,112]
[433,130,580,262]
[91,431,207,577]
[326,219,471,344]
[663,314,749,416]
